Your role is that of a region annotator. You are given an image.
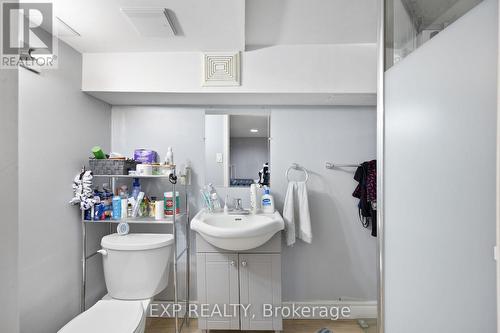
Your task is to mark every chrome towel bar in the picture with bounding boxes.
[286,163,309,182]
[325,162,360,169]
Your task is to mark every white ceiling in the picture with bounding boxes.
[230,115,269,138]
[245,0,377,47]
[52,0,246,52]
[50,0,377,53]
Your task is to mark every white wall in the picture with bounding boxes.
[82,44,376,95]
[18,40,112,333]
[0,67,19,333]
[384,1,498,332]
[110,106,377,303]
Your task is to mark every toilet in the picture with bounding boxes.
[59,233,174,333]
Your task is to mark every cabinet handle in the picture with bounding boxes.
[241,260,247,267]
[230,260,235,266]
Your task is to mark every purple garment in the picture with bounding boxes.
[365,160,376,202]
[352,160,376,202]
[352,160,377,237]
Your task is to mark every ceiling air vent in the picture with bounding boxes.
[202,52,241,87]
[121,8,178,37]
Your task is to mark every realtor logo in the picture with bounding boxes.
[1,1,58,69]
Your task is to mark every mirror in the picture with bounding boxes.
[205,113,270,187]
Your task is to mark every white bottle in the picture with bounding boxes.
[261,187,275,214]
[224,194,230,214]
[250,183,258,214]
[165,147,174,165]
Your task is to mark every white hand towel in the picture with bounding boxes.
[283,181,312,246]
[283,182,297,246]
[296,182,312,243]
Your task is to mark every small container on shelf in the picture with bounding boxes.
[155,200,164,220]
[164,191,180,216]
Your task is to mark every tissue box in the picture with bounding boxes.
[134,149,158,163]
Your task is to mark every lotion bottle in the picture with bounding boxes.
[165,147,174,165]
[261,186,275,213]
[250,183,258,214]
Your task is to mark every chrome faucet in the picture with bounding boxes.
[234,198,243,211]
[227,198,249,215]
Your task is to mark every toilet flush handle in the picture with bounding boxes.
[97,249,108,256]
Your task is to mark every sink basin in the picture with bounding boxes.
[191,210,284,251]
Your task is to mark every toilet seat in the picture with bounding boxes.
[58,299,145,333]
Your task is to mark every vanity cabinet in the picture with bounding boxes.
[197,253,240,330]
[196,233,282,332]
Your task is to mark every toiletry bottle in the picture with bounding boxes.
[224,194,230,214]
[119,185,128,199]
[127,203,133,218]
[112,196,122,220]
[131,178,141,200]
[180,160,192,185]
[250,183,258,214]
[185,160,192,185]
[132,192,145,218]
[149,196,157,218]
[121,198,128,219]
[165,147,174,165]
[208,184,221,210]
[261,186,275,213]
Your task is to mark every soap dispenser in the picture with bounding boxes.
[261,186,275,214]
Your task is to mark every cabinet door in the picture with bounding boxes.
[196,253,240,330]
[239,254,282,331]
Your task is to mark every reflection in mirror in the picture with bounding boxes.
[204,113,270,187]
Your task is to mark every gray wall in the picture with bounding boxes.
[111,106,205,301]
[0,67,19,332]
[18,40,112,333]
[110,106,377,302]
[230,137,268,180]
[384,0,498,332]
[271,108,377,301]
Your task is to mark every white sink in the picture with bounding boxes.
[191,210,284,251]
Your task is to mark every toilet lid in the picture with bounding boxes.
[58,300,144,333]
[102,233,174,251]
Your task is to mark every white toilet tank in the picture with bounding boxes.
[100,233,174,300]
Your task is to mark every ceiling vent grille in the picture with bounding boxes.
[121,8,178,37]
[202,52,241,87]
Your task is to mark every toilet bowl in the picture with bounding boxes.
[58,298,149,333]
[58,233,174,333]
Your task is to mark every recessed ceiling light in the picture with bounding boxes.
[250,129,259,133]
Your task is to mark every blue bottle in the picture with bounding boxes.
[131,178,141,200]
[112,196,122,220]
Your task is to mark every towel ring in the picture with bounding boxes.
[286,163,309,182]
